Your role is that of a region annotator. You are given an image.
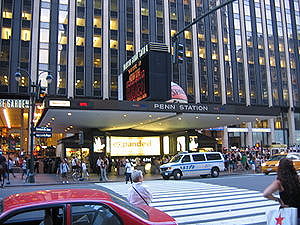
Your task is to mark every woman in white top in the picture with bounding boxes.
[128,170,153,205]
[125,159,133,184]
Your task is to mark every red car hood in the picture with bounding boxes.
[138,204,177,224]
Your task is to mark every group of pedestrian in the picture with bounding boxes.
[56,156,89,183]
[223,149,268,174]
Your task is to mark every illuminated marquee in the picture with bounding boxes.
[110,136,160,156]
[123,43,171,102]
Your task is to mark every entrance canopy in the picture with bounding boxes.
[37,98,281,133]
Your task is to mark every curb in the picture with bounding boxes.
[2,173,255,188]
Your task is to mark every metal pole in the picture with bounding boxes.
[16,68,53,183]
[28,91,36,183]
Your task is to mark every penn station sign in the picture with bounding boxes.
[0,99,30,108]
[153,103,209,112]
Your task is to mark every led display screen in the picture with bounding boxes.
[109,136,160,156]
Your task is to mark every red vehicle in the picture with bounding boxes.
[0,189,177,225]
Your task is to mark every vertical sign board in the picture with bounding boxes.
[123,44,171,101]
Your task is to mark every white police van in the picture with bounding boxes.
[160,152,225,180]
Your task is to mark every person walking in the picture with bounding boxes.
[127,170,153,205]
[263,158,300,223]
[125,159,133,184]
[6,157,16,184]
[58,158,70,184]
[81,161,89,180]
[21,157,27,180]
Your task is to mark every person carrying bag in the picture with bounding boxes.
[127,170,152,206]
[263,158,300,225]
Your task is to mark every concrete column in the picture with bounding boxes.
[134,0,141,52]
[191,0,200,103]
[287,109,296,145]
[67,0,76,98]
[216,0,226,105]
[222,126,229,150]
[102,0,110,99]
[238,0,250,106]
[246,122,253,147]
[268,118,276,144]
[30,0,41,84]
[260,0,273,106]
[164,0,170,51]
[280,0,294,109]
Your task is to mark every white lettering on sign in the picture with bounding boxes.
[123,45,149,72]
[153,104,176,110]
[0,99,29,108]
[153,103,209,112]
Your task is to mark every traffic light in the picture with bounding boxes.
[78,131,84,145]
[177,43,184,64]
[36,86,47,101]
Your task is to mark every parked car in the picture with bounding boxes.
[261,152,300,175]
[0,189,177,225]
[160,152,225,180]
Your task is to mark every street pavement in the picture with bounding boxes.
[98,179,279,225]
[2,170,247,187]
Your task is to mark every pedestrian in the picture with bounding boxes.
[263,158,300,223]
[125,159,133,184]
[127,170,153,205]
[21,157,27,180]
[97,156,108,181]
[81,161,89,180]
[249,157,256,173]
[96,156,102,180]
[71,156,78,172]
[58,158,70,184]
[6,157,16,184]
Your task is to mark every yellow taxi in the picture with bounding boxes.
[261,152,300,175]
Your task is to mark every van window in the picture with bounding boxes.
[182,155,191,163]
[287,154,300,160]
[206,153,222,161]
[169,154,182,163]
[192,154,205,161]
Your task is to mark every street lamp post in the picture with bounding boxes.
[15,68,53,183]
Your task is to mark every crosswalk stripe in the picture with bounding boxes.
[96,180,278,225]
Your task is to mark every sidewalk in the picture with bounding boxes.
[3,170,255,187]
[3,172,162,187]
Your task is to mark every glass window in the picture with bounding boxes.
[1,28,12,39]
[206,153,221,161]
[40,29,49,42]
[40,8,50,22]
[3,207,64,225]
[21,29,31,41]
[39,49,49,64]
[192,154,205,162]
[71,204,122,225]
[110,18,118,30]
[182,155,191,163]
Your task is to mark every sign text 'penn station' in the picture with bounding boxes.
[153,103,209,112]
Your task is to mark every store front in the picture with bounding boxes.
[0,98,30,156]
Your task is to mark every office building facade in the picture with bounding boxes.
[0,0,300,153]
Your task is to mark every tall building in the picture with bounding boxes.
[0,0,299,156]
